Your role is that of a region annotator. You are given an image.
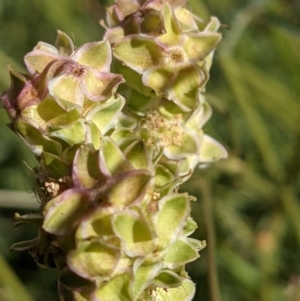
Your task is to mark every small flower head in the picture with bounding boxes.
[110,3,221,112]
[25,32,124,111]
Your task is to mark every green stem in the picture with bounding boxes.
[0,190,38,210]
[281,186,300,246]
[200,178,221,301]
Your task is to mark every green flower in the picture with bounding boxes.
[25,31,124,111]
[2,1,227,301]
[1,32,125,178]
[111,4,221,111]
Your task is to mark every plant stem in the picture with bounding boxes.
[0,190,38,209]
[281,186,300,246]
[200,178,221,301]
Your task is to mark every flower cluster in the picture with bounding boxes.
[2,1,227,301]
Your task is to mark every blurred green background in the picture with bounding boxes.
[0,0,299,300]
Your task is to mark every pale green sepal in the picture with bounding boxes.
[187,238,206,251]
[199,134,228,163]
[72,40,112,72]
[113,210,155,257]
[167,65,206,111]
[41,152,70,178]
[99,137,133,176]
[62,144,81,163]
[164,0,188,8]
[132,259,163,301]
[110,128,135,143]
[155,193,190,249]
[34,41,58,54]
[154,165,174,188]
[24,49,60,74]
[186,101,212,130]
[48,74,84,111]
[113,36,163,73]
[157,182,176,198]
[152,147,164,165]
[67,240,120,280]
[116,112,137,129]
[86,94,125,135]
[85,121,102,150]
[156,3,181,47]
[49,121,85,145]
[118,137,141,152]
[155,279,195,301]
[20,105,46,130]
[2,67,27,119]
[76,207,117,242]
[205,16,221,32]
[23,97,81,131]
[113,0,140,21]
[174,7,198,32]
[43,189,90,235]
[164,130,199,160]
[111,255,133,278]
[124,140,153,171]
[72,146,106,189]
[81,69,124,102]
[159,161,179,176]
[105,5,115,27]
[140,10,164,35]
[157,100,187,120]
[182,217,198,236]
[55,30,74,56]
[173,167,193,186]
[176,157,194,176]
[142,66,174,95]
[183,32,221,62]
[105,170,152,206]
[114,62,154,97]
[164,238,199,268]
[94,272,132,301]
[203,52,214,72]
[126,89,160,113]
[104,26,125,45]
[153,270,182,288]
[14,119,62,156]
